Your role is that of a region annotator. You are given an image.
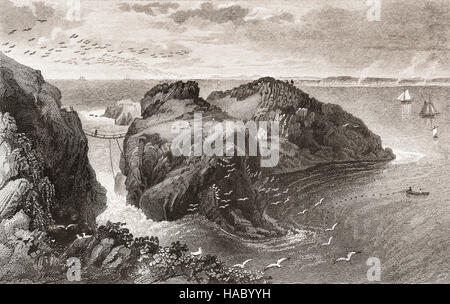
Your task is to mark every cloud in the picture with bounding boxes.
[267,12,295,23]
[170,2,249,25]
[117,2,180,16]
[0,0,82,44]
[4,0,450,79]
[0,0,50,34]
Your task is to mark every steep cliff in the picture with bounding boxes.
[121,78,394,236]
[121,81,281,237]
[0,52,106,229]
[207,77,395,172]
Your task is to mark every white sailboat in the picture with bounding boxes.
[432,126,438,138]
[396,89,412,102]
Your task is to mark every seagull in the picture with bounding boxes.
[237,197,249,201]
[187,208,197,212]
[233,259,252,268]
[228,168,236,172]
[219,204,229,209]
[29,51,36,55]
[8,29,17,35]
[264,257,288,271]
[274,193,282,197]
[2,42,8,46]
[314,198,324,207]
[297,209,308,215]
[37,19,47,23]
[191,247,202,256]
[283,197,290,204]
[55,224,77,231]
[282,189,289,194]
[321,236,333,246]
[325,223,339,232]
[221,199,231,203]
[24,50,29,54]
[23,28,32,32]
[271,201,282,206]
[224,173,231,178]
[224,190,233,196]
[28,38,35,42]
[334,251,361,263]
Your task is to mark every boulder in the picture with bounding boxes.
[103,99,141,126]
[0,179,31,220]
[87,238,114,267]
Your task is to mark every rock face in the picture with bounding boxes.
[103,99,141,126]
[121,81,279,237]
[207,77,395,172]
[0,52,106,229]
[121,78,394,236]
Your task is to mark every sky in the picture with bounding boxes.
[1,0,450,79]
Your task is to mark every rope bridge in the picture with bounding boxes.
[83,129,127,179]
[83,129,128,139]
[82,128,141,185]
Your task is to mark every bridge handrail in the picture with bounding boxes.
[83,129,128,139]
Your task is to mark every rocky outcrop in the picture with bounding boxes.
[120,78,394,236]
[207,77,395,172]
[0,52,106,229]
[121,81,280,237]
[103,99,141,126]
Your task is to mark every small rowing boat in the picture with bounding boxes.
[406,190,429,196]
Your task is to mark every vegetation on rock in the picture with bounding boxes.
[0,113,55,229]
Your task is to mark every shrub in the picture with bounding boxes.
[97,221,159,255]
[138,240,265,284]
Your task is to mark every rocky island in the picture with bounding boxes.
[120,78,395,238]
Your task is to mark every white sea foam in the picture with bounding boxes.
[391,149,425,164]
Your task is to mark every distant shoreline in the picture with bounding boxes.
[48,78,450,88]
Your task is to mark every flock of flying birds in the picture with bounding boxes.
[187,157,361,273]
[1,20,190,73]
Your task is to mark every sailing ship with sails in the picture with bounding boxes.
[397,89,412,103]
[420,99,438,118]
